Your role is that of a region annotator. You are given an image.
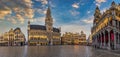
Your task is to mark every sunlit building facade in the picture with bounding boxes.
[61,31,86,45]
[91,1,120,50]
[0,34,7,46]
[79,31,87,45]
[28,7,61,46]
[61,32,73,45]
[0,28,26,46]
[14,28,26,46]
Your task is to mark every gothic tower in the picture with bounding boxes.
[93,6,101,26]
[45,6,53,32]
[111,1,116,8]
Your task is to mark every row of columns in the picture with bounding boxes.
[93,30,120,50]
[92,10,120,50]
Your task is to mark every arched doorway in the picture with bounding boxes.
[20,42,24,46]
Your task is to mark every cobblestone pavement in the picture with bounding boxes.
[90,48,120,57]
[0,45,119,57]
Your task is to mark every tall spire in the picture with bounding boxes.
[46,0,52,18]
[46,6,51,18]
[45,0,53,32]
[95,6,100,14]
[96,6,99,10]
[93,6,101,25]
[94,6,101,18]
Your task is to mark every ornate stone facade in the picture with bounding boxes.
[28,7,61,46]
[0,28,26,46]
[91,1,120,50]
[61,31,86,45]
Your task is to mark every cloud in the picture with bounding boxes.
[36,0,48,5]
[95,3,101,7]
[95,0,106,4]
[6,15,17,24]
[70,10,80,16]
[72,3,79,9]
[16,14,25,24]
[25,8,34,19]
[95,0,106,7]
[49,1,56,8]
[82,19,93,24]
[61,24,84,34]
[30,17,45,23]
[0,10,11,19]
[101,7,108,13]
[36,0,55,8]
[87,11,91,14]
[81,16,94,24]
[30,16,55,24]
[35,8,47,14]
[0,0,34,24]
[7,18,17,24]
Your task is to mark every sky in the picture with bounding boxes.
[0,0,120,40]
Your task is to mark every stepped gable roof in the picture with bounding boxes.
[14,27,21,32]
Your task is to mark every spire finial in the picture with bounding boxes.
[46,0,51,18]
[94,6,101,16]
[111,1,116,6]
[96,6,100,10]
[46,6,51,18]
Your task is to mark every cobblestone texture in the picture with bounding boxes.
[0,45,119,57]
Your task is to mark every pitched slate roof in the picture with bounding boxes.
[30,25,60,33]
[30,25,46,30]
[53,28,60,32]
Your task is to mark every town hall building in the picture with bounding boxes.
[28,7,61,46]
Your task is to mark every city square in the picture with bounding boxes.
[0,0,120,57]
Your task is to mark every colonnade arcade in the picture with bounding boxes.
[93,29,120,50]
